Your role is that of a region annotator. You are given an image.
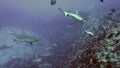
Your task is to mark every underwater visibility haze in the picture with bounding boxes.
[0,0,120,68]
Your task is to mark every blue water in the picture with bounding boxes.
[0,0,120,68]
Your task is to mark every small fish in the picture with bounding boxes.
[108,8,116,15]
[58,8,86,23]
[46,47,53,50]
[100,0,104,2]
[52,43,59,47]
[85,30,94,36]
[51,0,56,5]
[32,58,42,63]
[43,53,52,56]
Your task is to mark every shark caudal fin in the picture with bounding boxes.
[6,30,17,36]
[58,8,63,13]
[58,8,68,16]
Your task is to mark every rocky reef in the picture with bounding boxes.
[3,9,120,68]
[64,9,120,68]
[20,9,120,68]
[29,9,120,68]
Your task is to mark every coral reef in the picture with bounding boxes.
[65,10,120,68]
[20,9,120,68]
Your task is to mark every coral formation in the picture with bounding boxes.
[65,10,120,68]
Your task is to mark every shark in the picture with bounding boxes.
[6,30,40,45]
[58,8,86,23]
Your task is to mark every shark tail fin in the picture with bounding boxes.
[58,8,63,13]
[6,30,17,36]
[58,8,68,16]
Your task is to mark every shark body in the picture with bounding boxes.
[6,30,39,45]
[58,8,86,22]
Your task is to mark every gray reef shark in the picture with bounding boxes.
[58,8,86,23]
[6,30,40,45]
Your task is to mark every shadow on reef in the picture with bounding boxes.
[65,9,120,68]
